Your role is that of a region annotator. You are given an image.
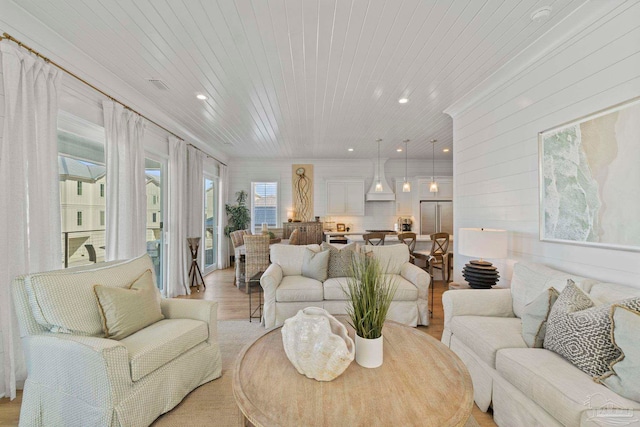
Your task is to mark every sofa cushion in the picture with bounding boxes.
[510,262,594,318]
[23,254,155,336]
[361,244,409,275]
[301,248,329,282]
[120,318,208,381]
[323,277,350,300]
[521,287,559,348]
[321,242,357,278]
[598,305,640,402]
[586,282,640,305]
[275,275,323,302]
[271,244,321,277]
[94,269,164,340]
[544,281,640,378]
[496,348,640,427]
[383,274,418,301]
[449,316,527,368]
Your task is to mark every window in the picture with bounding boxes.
[100,210,105,226]
[145,157,165,289]
[204,177,217,270]
[77,181,83,196]
[251,182,278,233]
[152,212,157,223]
[77,211,83,226]
[152,195,157,205]
[100,183,104,197]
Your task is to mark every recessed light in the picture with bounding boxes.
[347,148,354,152]
[397,148,402,152]
[530,6,552,22]
[196,94,208,100]
[443,148,450,153]
[398,98,409,104]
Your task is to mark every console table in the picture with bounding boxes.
[282,221,324,245]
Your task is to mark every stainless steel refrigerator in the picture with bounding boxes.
[420,201,453,235]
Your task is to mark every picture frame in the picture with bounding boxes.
[336,223,346,232]
[539,96,640,252]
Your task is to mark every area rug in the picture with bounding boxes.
[152,320,480,427]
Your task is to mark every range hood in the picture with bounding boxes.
[366,158,395,201]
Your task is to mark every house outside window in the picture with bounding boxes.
[251,182,278,233]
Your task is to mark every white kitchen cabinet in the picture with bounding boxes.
[394,179,413,216]
[417,177,453,200]
[326,180,365,216]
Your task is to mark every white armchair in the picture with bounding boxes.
[12,254,221,427]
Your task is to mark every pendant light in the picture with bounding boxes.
[375,139,383,192]
[429,139,439,193]
[402,139,411,192]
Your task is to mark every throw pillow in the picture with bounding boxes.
[301,248,330,282]
[289,228,300,245]
[321,242,357,278]
[544,280,640,377]
[521,287,559,348]
[597,305,640,402]
[94,269,164,340]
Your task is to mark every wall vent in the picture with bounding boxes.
[146,78,169,91]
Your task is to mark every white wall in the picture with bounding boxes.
[448,1,640,287]
[228,157,452,232]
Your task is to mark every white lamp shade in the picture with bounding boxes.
[458,228,508,259]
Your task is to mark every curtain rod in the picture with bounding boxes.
[0,32,227,167]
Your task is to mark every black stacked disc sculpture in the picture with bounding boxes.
[462,260,500,289]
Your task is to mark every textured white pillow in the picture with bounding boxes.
[360,244,409,275]
[94,269,164,340]
[301,248,330,282]
[521,287,559,348]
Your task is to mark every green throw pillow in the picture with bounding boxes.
[321,242,357,278]
[521,287,559,348]
[597,305,640,402]
[301,248,330,282]
[94,269,164,340]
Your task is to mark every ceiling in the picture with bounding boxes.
[8,0,587,160]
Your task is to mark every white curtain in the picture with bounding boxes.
[167,136,189,297]
[103,101,146,261]
[186,145,205,238]
[217,164,230,269]
[0,42,62,399]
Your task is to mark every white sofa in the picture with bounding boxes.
[442,262,640,427]
[12,254,222,427]
[260,243,430,329]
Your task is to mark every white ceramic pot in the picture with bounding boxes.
[281,307,355,381]
[355,334,384,368]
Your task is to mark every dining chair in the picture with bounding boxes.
[363,232,386,246]
[397,232,417,263]
[243,234,270,293]
[230,230,246,287]
[428,232,450,282]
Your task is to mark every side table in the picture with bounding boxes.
[248,271,264,322]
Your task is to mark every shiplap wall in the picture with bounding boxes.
[450,1,640,287]
[228,157,452,231]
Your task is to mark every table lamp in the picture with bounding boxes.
[458,228,508,289]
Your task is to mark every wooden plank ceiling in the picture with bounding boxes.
[14,0,587,159]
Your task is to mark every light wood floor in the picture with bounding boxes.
[0,267,496,427]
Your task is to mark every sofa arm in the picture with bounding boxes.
[24,334,131,405]
[442,288,515,330]
[161,299,218,343]
[400,262,430,300]
[260,263,283,328]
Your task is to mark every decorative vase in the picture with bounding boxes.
[355,335,383,368]
[281,307,355,381]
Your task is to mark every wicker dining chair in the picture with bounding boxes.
[363,232,386,246]
[243,234,270,292]
[230,230,246,287]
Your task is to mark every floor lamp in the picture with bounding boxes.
[458,228,507,289]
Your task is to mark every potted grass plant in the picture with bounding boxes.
[345,255,397,368]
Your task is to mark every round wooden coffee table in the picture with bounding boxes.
[232,318,473,427]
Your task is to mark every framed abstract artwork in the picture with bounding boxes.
[539,97,640,251]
